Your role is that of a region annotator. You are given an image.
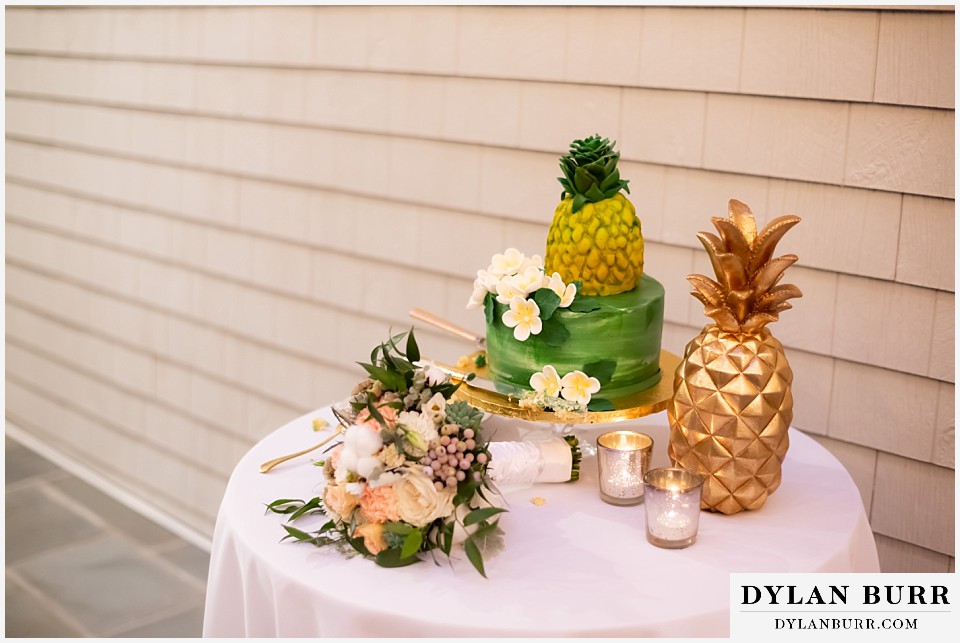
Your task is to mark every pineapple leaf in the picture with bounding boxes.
[599,168,621,192]
[724,289,754,323]
[748,215,801,274]
[756,284,802,310]
[584,184,605,203]
[715,252,749,291]
[690,291,713,308]
[742,312,778,333]
[573,166,596,194]
[753,255,798,296]
[728,199,757,245]
[704,306,741,331]
[571,193,588,214]
[687,274,724,308]
[696,232,728,286]
[712,218,753,267]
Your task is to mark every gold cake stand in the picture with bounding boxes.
[433,349,681,425]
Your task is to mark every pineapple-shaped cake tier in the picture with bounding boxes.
[545,135,644,296]
[668,199,802,515]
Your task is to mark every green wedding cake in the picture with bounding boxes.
[467,136,664,410]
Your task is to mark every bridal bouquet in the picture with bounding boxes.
[267,330,505,576]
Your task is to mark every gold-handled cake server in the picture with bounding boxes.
[409,308,485,348]
[259,425,344,473]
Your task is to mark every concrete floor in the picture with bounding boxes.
[5,436,210,637]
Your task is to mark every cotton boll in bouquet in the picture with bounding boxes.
[266,330,506,577]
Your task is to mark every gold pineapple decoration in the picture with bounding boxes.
[545,135,644,296]
[668,199,802,515]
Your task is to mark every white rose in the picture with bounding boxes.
[395,470,456,527]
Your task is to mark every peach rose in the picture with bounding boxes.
[322,483,359,522]
[355,405,399,431]
[354,522,387,555]
[360,484,400,523]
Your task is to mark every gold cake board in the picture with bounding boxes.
[436,349,681,425]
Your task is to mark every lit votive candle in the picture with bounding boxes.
[643,467,705,548]
[596,431,653,506]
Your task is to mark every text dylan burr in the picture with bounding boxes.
[742,585,949,606]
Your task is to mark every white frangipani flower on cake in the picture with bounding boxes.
[530,365,562,397]
[466,279,490,310]
[502,296,542,341]
[560,371,602,406]
[488,248,527,277]
[511,266,551,295]
[546,272,577,307]
[495,279,527,304]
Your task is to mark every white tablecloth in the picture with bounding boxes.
[203,408,879,638]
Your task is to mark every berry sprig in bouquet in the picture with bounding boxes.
[267,330,505,577]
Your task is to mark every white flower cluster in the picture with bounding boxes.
[466,248,578,342]
[522,364,602,410]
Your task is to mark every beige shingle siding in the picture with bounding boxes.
[5,6,954,570]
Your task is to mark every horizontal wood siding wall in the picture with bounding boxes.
[4,6,954,569]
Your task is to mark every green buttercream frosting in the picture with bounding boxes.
[486,274,665,400]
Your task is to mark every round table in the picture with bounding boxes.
[203,407,879,637]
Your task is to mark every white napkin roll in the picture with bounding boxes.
[487,437,573,486]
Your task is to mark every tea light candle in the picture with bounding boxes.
[595,431,653,506]
[643,467,705,548]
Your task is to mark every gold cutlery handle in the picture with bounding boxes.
[409,308,485,347]
[259,426,343,474]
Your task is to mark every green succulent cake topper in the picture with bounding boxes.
[557,134,631,214]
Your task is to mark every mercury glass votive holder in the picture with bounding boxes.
[643,467,705,549]
[596,431,653,506]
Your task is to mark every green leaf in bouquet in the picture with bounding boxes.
[470,520,502,543]
[280,524,315,543]
[365,397,388,427]
[347,535,372,557]
[359,363,407,391]
[532,288,561,321]
[587,397,616,412]
[400,529,423,559]
[265,499,304,515]
[318,520,337,534]
[405,327,420,363]
[382,521,416,536]
[288,496,321,522]
[583,359,617,386]
[462,506,508,526]
[440,521,454,556]
[464,536,487,578]
[538,317,570,347]
[375,547,420,568]
[454,477,481,506]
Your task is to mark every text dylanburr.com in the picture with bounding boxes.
[730,574,957,639]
